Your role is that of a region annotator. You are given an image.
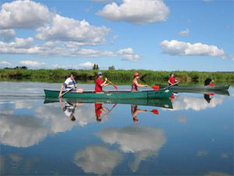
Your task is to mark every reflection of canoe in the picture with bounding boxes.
[157,85,230,95]
[44,98,173,109]
[44,89,173,99]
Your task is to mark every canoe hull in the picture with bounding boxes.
[44,89,173,99]
[157,85,230,95]
[44,98,173,109]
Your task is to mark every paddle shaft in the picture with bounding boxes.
[164,82,179,90]
[61,88,75,97]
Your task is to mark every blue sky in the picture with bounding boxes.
[0,0,233,71]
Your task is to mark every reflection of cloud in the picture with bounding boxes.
[174,115,187,124]
[171,95,224,111]
[9,154,22,162]
[97,125,167,172]
[0,155,4,172]
[14,100,33,109]
[0,101,106,148]
[197,150,209,157]
[221,152,232,159]
[74,146,123,175]
[204,172,231,176]
[0,114,49,147]
[97,125,167,153]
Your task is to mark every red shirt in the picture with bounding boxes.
[168,76,175,85]
[95,77,103,92]
[95,103,102,117]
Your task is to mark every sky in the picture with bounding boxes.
[0,0,233,71]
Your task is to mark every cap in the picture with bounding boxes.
[98,72,102,75]
[134,72,139,77]
[71,72,77,77]
[170,72,174,75]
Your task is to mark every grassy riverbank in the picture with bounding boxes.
[0,68,233,85]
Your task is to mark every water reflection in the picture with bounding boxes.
[74,146,123,175]
[0,83,232,175]
[96,125,167,172]
[169,94,225,111]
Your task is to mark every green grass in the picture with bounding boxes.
[0,69,233,85]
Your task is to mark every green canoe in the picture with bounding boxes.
[44,98,173,109]
[157,85,230,95]
[44,89,173,99]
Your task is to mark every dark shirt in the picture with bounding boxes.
[204,78,212,86]
[204,94,211,103]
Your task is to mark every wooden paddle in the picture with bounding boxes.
[59,87,75,98]
[106,103,118,115]
[108,80,118,90]
[145,109,159,115]
[163,82,180,90]
[150,85,160,91]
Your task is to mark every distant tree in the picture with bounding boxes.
[108,65,115,70]
[21,66,28,69]
[92,64,99,70]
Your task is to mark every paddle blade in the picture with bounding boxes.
[113,85,118,90]
[151,109,159,115]
[151,85,159,91]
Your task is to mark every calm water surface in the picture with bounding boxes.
[0,82,233,176]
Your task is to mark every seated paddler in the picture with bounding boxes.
[59,72,83,98]
[131,72,148,92]
[95,72,110,93]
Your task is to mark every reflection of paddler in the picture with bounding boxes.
[95,103,110,122]
[131,104,148,123]
[59,98,76,121]
[204,94,214,103]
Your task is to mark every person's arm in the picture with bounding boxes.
[101,78,109,87]
[59,84,64,98]
[134,80,148,87]
[59,98,64,109]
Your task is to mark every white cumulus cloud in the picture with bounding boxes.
[0,29,15,41]
[160,40,226,59]
[19,60,45,67]
[0,0,53,29]
[96,0,170,25]
[117,48,141,61]
[178,28,190,37]
[0,61,11,67]
[36,14,110,45]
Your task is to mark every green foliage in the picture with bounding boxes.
[0,69,233,85]
[108,65,115,70]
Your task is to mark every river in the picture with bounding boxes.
[0,81,233,175]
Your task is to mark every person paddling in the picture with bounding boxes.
[95,103,110,122]
[59,72,83,98]
[168,72,179,86]
[204,76,215,86]
[95,72,110,93]
[131,73,148,91]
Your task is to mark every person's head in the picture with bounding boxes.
[98,71,103,78]
[208,75,211,79]
[134,72,139,78]
[170,72,174,77]
[70,114,76,121]
[70,72,77,80]
[96,115,102,122]
[133,117,138,123]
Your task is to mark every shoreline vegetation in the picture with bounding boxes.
[0,68,233,85]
